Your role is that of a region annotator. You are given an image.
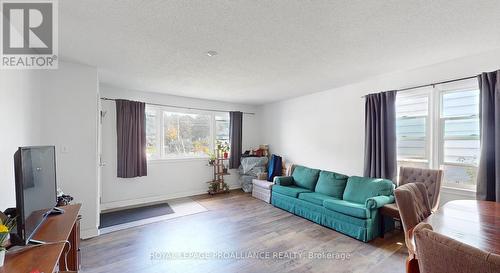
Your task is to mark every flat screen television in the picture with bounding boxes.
[13,146,58,245]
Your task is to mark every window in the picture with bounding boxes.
[215,113,230,143]
[396,79,480,190]
[439,87,480,189]
[146,107,230,160]
[396,89,431,169]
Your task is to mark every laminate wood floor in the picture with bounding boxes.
[81,191,407,273]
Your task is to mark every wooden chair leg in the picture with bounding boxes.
[406,256,420,273]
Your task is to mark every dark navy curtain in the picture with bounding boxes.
[476,70,500,202]
[229,111,243,169]
[116,99,147,178]
[363,90,397,182]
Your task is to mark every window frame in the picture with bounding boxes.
[146,105,230,161]
[435,81,480,190]
[396,88,433,168]
[396,79,480,191]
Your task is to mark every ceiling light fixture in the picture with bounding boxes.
[206,50,218,57]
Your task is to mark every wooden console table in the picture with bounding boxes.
[1,204,82,273]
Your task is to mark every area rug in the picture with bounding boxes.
[99,197,208,234]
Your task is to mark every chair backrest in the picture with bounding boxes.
[414,223,500,273]
[394,183,432,257]
[399,166,443,212]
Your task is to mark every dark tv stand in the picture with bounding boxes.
[3,204,81,273]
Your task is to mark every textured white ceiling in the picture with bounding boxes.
[60,0,500,105]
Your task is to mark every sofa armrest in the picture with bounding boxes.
[274,176,294,186]
[365,195,395,209]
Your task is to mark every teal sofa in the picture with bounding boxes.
[271,165,395,242]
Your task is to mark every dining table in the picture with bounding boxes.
[422,199,500,254]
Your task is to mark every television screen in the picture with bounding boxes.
[14,146,57,244]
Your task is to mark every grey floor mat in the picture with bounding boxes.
[99,203,174,228]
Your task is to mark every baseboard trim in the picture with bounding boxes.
[100,185,242,211]
[81,227,99,239]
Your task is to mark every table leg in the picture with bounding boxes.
[380,213,385,238]
[406,256,420,273]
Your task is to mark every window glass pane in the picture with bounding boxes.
[145,109,159,159]
[397,117,427,160]
[215,113,230,143]
[396,90,429,163]
[163,112,211,157]
[442,89,479,117]
[443,118,479,138]
[439,86,480,188]
[443,139,480,165]
[440,164,477,189]
[443,117,480,165]
[396,95,428,117]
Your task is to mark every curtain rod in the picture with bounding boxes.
[361,75,478,98]
[100,97,255,115]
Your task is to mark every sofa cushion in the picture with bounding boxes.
[292,165,320,191]
[314,170,349,198]
[297,192,339,206]
[323,199,371,219]
[343,176,394,204]
[272,185,311,198]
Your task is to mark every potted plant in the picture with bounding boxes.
[217,141,230,159]
[0,215,16,267]
[206,151,216,166]
[222,142,229,159]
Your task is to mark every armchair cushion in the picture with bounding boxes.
[272,185,311,198]
[343,176,394,204]
[323,199,370,219]
[292,165,320,191]
[274,176,294,186]
[314,170,348,199]
[252,179,273,189]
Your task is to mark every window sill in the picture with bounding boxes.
[441,186,476,197]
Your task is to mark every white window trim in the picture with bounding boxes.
[396,88,433,164]
[434,82,479,191]
[397,79,480,192]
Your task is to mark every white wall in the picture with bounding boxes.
[0,71,41,210]
[0,61,100,239]
[39,62,100,238]
[260,48,500,204]
[99,85,261,210]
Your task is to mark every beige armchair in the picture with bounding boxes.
[399,167,443,212]
[414,222,500,273]
[380,166,443,229]
[394,182,432,273]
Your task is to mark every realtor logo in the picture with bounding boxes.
[1,0,58,69]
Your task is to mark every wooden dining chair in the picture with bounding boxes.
[413,222,500,273]
[394,182,432,273]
